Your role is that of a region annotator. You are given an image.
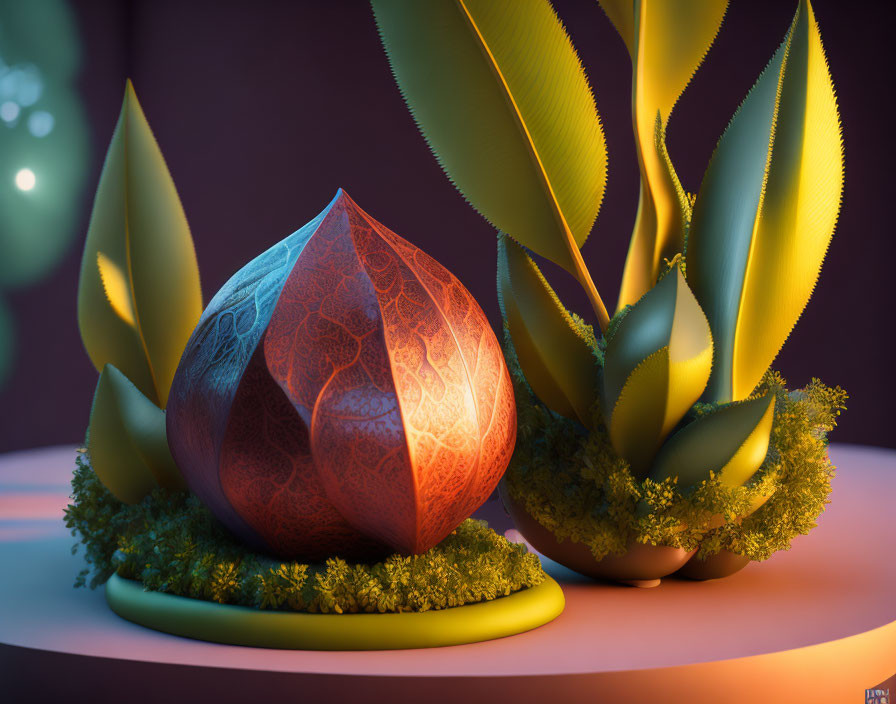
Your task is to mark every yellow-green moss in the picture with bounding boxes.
[64,454,545,613]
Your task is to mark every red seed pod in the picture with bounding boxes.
[167,191,516,560]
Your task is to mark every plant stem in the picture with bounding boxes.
[565,231,610,334]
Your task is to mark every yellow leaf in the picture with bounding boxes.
[372,0,610,327]
[649,393,775,488]
[78,81,202,407]
[498,235,599,427]
[603,265,713,476]
[686,0,843,401]
[88,363,186,503]
[607,347,668,475]
[601,0,728,309]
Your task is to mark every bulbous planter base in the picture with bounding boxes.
[501,485,695,584]
[675,549,752,580]
[105,573,565,650]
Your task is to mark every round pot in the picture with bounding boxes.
[501,483,696,586]
[675,549,751,580]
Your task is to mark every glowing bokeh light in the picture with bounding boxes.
[26,110,53,137]
[0,71,18,100]
[0,0,90,393]
[14,168,35,191]
[15,65,43,106]
[0,100,18,122]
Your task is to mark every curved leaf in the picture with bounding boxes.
[497,235,599,427]
[686,0,843,402]
[371,0,607,277]
[78,81,202,407]
[88,363,185,504]
[648,392,775,489]
[618,113,694,311]
[602,0,728,309]
[602,265,713,476]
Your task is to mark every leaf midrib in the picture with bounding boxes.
[452,0,581,263]
[122,96,163,407]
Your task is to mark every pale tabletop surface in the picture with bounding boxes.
[0,443,894,678]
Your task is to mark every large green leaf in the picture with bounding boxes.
[686,0,843,402]
[372,0,609,324]
[600,0,728,310]
[602,264,713,476]
[77,81,202,408]
[497,235,600,427]
[87,363,185,504]
[648,392,775,489]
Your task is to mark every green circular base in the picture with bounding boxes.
[105,573,565,650]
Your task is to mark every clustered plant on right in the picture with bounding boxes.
[506,355,846,568]
[372,0,845,581]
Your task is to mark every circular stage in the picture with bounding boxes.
[1,444,894,703]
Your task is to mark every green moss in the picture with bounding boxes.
[702,373,847,560]
[504,332,847,563]
[64,454,545,613]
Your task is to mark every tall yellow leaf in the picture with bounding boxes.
[686,0,843,402]
[372,0,610,328]
[600,0,728,310]
[78,81,202,407]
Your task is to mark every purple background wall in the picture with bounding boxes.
[2,0,893,453]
